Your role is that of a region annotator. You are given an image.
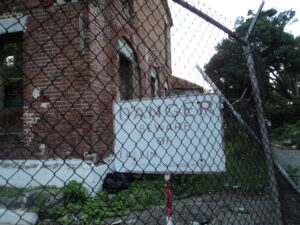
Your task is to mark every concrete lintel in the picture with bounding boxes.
[0,16,28,35]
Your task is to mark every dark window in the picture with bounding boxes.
[150,76,156,98]
[1,43,23,108]
[121,0,134,20]
[119,54,132,100]
[0,34,23,134]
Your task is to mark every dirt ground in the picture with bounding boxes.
[105,191,281,225]
[106,168,300,225]
[6,165,299,225]
[276,167,300,225]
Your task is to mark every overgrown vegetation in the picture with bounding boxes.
[35,179,165,225]
[0,185,58,198]
[284,164,300,184]
[270,121,300,147]
[35,124,268,224]
[204,9,300,129]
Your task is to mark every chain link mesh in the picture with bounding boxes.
[0,0,292,224]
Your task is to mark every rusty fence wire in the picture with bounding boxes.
[0,0,285,225]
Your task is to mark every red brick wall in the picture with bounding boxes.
[22,1,91,159]
[0,0,172,162]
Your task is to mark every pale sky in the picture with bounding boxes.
[203,0,300,35]
[168,0,300,90]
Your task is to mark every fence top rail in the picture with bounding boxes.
[172,0,247,45]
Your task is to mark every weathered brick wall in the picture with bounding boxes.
[22,1,91,159]
[134,0,172,92]
[0,0,93,159]
[0,0,172,161]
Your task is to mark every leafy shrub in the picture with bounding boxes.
[36,125,269,224]
[284,164,300,184]
[271,121,300,146]
[62,180,88,204]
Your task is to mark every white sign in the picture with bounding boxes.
[113,94,225,174]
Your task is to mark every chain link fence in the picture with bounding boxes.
[0,0,287,224]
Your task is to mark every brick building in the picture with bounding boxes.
[170,75,204,96]
[0,0,173,163]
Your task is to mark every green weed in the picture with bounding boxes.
[35,125,268,224]
[271,121,300,146]
[0,185,58,198]
[284,164,300,184]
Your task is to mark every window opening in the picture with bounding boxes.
[119,54,133,100]
[0,37,23,134]
[121,0,134,20]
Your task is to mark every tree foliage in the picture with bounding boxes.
[204,9,300,104]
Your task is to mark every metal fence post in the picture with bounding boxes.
[243,44,283,225]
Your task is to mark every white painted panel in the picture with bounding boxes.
[0,16,27,34]
[0,159,110,195]
[113,94,225,174]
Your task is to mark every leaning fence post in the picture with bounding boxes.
[241,2,282,223]
[243,44,283,225]
[196,65,261,145]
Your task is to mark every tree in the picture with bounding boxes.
[204,9,300,105]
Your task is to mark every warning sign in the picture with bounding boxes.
[113,94,225,174]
